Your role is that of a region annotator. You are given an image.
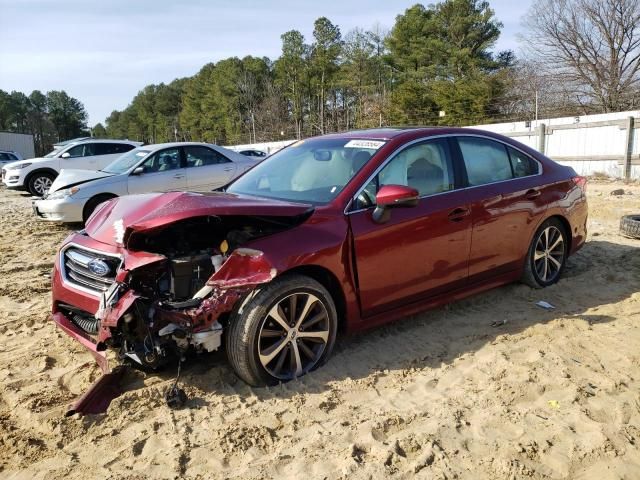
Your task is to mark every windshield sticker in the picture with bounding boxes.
[344,139,385,150]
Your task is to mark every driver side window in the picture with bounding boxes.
[355,139,454,209]
[141,148,181,173]
[65,144,94,158]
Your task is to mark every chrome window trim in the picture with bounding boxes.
[344,133,543,215]
[59,242,123,297]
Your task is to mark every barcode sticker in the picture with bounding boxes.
[344,139,386,150]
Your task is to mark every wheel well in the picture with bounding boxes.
[83,193,118,221]
[282,265,348,333]
[25,168,58,185]
[546,214,572,253]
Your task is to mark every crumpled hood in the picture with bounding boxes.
[83,191,314,246]
[48,169,116,193]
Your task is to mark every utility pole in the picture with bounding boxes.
[535,89,539,123]
[251,110,256,144]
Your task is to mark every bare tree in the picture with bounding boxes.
[523,0,640,112]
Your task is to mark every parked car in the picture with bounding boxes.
[33,142,257,223]
[0,150,23,167]
[1,139,142,196]
[51,128,588,390]
[238,149,267,159]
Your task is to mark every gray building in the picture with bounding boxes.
[0,131,35,159]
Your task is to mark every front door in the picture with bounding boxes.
[348,138,472,317]
[127,147,187,194]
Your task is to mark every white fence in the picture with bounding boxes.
[471,111,640,179]
[229,110,640,179]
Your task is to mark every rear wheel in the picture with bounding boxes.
[27,171,55,197]
[521,218,568,288]
[225,274,337,386]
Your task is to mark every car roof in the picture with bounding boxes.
[320,127,453,141]
[76,139,142,144]
[132,142,221,152]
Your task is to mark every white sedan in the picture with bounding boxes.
[33,142,257,223]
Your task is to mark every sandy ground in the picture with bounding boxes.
[0,180,639,480]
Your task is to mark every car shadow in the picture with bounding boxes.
[122,239,639,405]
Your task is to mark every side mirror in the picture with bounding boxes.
[60,152,70,159]
[131,166,145,175]
[372,184,419,223]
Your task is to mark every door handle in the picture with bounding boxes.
[173,174,185,179]
[223,167,234,172]
[448,207,470,222]
[525,189,541,199]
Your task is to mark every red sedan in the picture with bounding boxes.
[51,127,587,390]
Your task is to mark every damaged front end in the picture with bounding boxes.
[52,193,313,414]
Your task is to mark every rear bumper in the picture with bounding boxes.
[52,311,109,373]
[33,197,85,222]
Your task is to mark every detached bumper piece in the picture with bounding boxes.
[65,366,127,416]
[52,311,126,415]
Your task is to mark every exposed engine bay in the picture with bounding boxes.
[55,213,309,410]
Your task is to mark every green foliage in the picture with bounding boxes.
[93,2,519,144]
[92,123,107,138]
[0,88,88,155]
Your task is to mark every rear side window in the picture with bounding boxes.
[457,137,512,186]
[507,147,538,177]
[185,146,230,167]
[94,143,135,155]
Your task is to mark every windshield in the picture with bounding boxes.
[102,148,151,174]
[227,137,385,204]
[44,148,62,158]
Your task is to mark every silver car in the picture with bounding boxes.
[33,142,257,223]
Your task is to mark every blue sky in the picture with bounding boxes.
[0,0,532,125]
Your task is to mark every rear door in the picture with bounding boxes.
[127,147,187,194]
[454,136,548,282]
[349,138,472,316]
[184,145,237,192]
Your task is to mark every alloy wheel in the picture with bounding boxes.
[533,226,565,283]
[33,176,52,196]
[258,292,330,380]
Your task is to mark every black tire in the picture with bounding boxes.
[225,274,338,387]
[521,218,568,288]
[27,171,55,197]
[620,215,640,239]
[82,194,116,224]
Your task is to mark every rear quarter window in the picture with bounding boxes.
[507,146,539,177]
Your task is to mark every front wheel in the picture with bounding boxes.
[27,172,55,197]
[225,274,337,386]
[521,218,568,288]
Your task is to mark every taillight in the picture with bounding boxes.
[572,175,587,193]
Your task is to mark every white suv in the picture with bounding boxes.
[1,139,142,196]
